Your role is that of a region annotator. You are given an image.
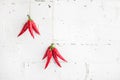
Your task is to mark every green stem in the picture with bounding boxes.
[27,15,32,20]
[50,43,55,50]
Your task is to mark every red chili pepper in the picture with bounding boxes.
[52,51,61,67]
[18,15,40,38]
[44,48,52,69]
[28,20,34,38]
[42,47,50,60]
[42,43,67,69]
[32,21,40,35]
[52,47,67,62]
[17,22,28,37]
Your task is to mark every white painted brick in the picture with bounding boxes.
[0,0,120,80]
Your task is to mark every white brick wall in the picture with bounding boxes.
[0,0,120,80]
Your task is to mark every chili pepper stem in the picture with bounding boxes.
[27,15,32,20]
[50,43,55,50]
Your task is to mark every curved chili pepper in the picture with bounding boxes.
[44,47,52,69]
[42,47,50,60]
[32,21,40,35]
[52,47,67,62]
[52,51,61,67]
[17,22,28,37]
[28,20,34,38]
[17,15,40,38]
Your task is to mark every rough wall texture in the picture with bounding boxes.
[0,0,120,80]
